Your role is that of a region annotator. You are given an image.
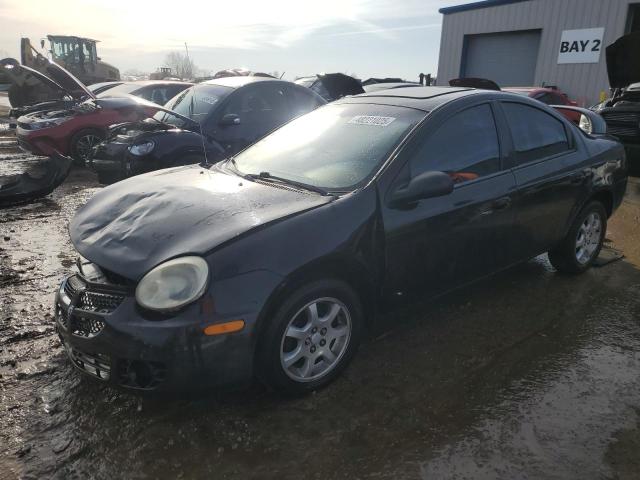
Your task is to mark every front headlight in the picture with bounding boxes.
[128,141,155,156]
[579,114,593,134]
[135,256,209,312]
[29,117,70,130]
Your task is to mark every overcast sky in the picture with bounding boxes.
[0,0,476,80]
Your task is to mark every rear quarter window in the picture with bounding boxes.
[502,102,570,165]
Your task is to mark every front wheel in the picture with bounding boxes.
[257,279,363,395]
[548,201,607,274]
[70,129,104,165]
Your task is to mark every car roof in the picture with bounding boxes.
[338,86,479,111]
[503,86,561,94]
[363,82,421,92]
[202,76,282,89]
[122,80,193,87]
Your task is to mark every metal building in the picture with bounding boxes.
[436,0,640,105]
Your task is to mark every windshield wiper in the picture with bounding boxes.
[245,171,330,196]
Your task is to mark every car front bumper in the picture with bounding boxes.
[54,273,257,392]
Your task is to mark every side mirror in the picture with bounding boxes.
[551,105,607,134]
[220,113,241,126]
[390,171,454,207]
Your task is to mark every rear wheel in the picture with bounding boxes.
[548,201,607,274]
[70,129,104,165]
[257,279,363,395]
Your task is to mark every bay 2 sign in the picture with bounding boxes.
[557,28,605,64]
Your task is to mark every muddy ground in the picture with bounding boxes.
[1,123,639,480]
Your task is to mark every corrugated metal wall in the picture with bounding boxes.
[436,0,635,105]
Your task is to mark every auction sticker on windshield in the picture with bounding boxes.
[348,115,396,126]
[200,96,219,105]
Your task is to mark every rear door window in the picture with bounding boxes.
[502,102,570,165]
[410,104,501,184]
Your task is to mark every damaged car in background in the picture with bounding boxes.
[12,60,191,163]
[55,86,626,394]
[295,73,364,102]
[0,58,121,128]
[449,77,581,123]
[592,31,640,157]
[89,76,326,184]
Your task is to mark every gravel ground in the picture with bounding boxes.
[1,123,639,479]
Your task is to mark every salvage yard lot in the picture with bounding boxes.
[1,123,639,479]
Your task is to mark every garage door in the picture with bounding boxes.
[462,30,541,87]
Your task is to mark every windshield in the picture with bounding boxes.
[232,103,426,190]
[153,84,232,128]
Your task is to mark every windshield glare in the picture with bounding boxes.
[232,103,425,190]
[153,84,232,127]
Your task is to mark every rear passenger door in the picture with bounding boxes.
[499,101,585,258]
[383,102,518,297]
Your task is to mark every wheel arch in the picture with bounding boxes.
[589,189,614,218]
[251,254,379,351]
[68,126,106,153]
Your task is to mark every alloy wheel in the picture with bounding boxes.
[280,297,352,382]
[575,211,602,264]
[75,134,102,161]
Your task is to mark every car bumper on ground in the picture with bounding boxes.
[54,273,256,392]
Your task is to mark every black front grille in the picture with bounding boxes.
[58,273,127,338]
[71,315,106,338]
[607,125,639,138]
[64,274,125,314]
[601,111,640,123]
[601,110,640,139]
[64,343,111,381]
[79,291,125,313]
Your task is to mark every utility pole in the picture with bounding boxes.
[184,42,191,79]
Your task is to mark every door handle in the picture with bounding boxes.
[492,197,512,210]
[479,197,511,216]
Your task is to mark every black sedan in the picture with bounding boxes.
[89,77,326,184]
[56,87,627,394]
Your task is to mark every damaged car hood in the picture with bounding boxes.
[606,32,640,89]
[70,165,333,280]
[449,78,501,91]
[318,73,364,99]
[1,57,95,102]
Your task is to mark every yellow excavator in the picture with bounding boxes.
[6,35,119,107]
[22,36,119,84]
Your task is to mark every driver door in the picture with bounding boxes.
[382,102,518,299]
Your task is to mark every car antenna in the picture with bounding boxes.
[280,71,285,79]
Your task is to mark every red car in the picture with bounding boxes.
[449,79,581,124]
[14,60,191,162]
[502,86,581,123]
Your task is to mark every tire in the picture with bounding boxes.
[257,279,364,395]
[70,129,105,165]
[548,201,607,274]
